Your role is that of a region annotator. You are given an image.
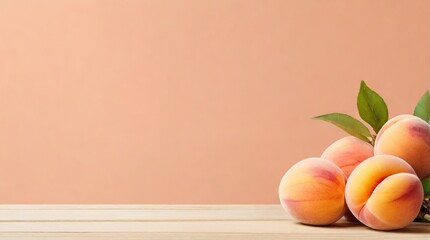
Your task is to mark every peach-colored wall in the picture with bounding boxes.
[0,0,429,203]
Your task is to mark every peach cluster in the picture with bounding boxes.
[279,115,429,230]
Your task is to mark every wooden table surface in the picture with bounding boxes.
[0,205,427,239]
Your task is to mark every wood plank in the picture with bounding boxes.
[0,220,426,234]
[0,205,426,240]
[0,205,287,221]
[0,205,288,222]
[0,232,427,240]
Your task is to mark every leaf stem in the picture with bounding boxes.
[370,134,376,146]
[415,195,430,222]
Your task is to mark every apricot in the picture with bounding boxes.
[278,158,346,225]
[345,155,423,230]
[374,115,430,179]
[321,136,374,178]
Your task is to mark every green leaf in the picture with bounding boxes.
[313,113,372,143]
[422,177,430,195]
[357,81,389,133]
[414,91,430,123]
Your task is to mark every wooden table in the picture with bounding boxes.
[0,205,427,239]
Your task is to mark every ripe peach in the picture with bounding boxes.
[279,158,346,225]
[374,115,430,179]
[321,136,374,222]
[345,155,423,230]
[374,114,414,147]
[321,136,374,178]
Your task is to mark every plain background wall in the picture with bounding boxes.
[0,0,429,203]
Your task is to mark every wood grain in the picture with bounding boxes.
[0,205,426,239]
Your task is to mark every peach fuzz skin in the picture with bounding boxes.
[279,158,346,225]
[345,155,423,230]
[321,136,374,178]
[374,115,430,179]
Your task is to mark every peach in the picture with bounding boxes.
[345,155,423,230]
[321,136,374,178]
[374,115,430,179]
[321,137,374,222]
[374,114,414,147]
[279,158,346,225]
